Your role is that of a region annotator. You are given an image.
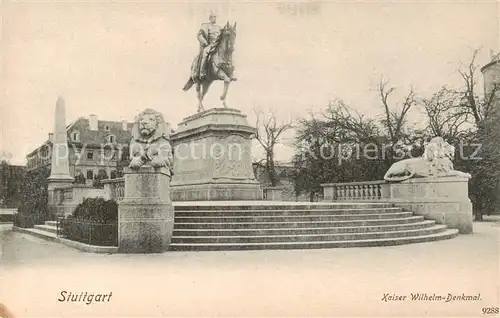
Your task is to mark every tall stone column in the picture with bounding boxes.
[47,96,74,217]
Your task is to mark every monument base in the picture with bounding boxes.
[47,177,74,218]
[118,166,174,253]
[389,176,473,234]
[170,108,263,201]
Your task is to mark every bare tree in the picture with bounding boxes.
[457,49,500,125]
[378,78,416,145]
[421,86,470,140]
[254,108,294,186]
[322,99,381,144]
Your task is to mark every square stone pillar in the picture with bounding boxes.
[263,187,283,201]
[118,166,174,253]
[388,176,473,234]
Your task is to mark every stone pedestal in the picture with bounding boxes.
[263,187,283,201]
[170,108,262,201]
[118,166,174,253]
[47,179,74,218]
[388,176,473,234]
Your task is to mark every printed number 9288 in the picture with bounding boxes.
[482,307,499,315]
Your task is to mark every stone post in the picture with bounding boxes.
[47,96,74,218]
[118,166,174,253]
[388,176,473,234]
[263,186,283,201]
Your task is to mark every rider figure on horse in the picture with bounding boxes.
[196,11,222,81]
[184,12,237,111]
[194,11,236,82]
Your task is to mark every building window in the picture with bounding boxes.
[71,131,80,141]
[98,169,108,179]
[110,170,117,179]
[104,125,110,131]
[87,151,94,160]
[107,135,115,143]
[86,170,94,180]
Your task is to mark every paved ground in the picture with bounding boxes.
[1,222,499,317]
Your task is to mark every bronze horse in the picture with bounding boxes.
[183,22,237,112]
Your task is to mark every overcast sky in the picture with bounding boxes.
[1,1,498,165]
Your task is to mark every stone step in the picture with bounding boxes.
[169,229,459,251]
[173,220,437,236]
[174,207,403,217]
[174,216,425,229]
[174,212,413,223]
[172,225,448,244]
[173,203,394,211]
[13,227,58,242]
[34,224,57,234]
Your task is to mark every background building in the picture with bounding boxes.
[481,51,500,108]
[26,115,133,183]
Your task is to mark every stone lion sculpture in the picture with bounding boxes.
[129,109,174,178]
[383,136,471,182]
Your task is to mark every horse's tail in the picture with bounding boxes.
[183,78,195,91]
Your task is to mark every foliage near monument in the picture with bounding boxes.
[0,160,25,208]
[293,97,424,200]
[18,166,50,215]
[293,49,499,218]
[71,197,118,223]
[73,172,86,185]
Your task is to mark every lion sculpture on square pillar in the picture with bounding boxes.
[129,109,174,178]
[383,136,471,182]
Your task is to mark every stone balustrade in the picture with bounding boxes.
[102,178,125,201]
[321,181,390,201]
[321,177,473,234]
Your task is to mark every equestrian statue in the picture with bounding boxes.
[182,11,237,112]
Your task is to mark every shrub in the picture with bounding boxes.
[18,166,49,216]
[72,197,118,223]
[73,173,86,185]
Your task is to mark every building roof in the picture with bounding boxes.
[74,119,133,146]
[481,52,500,73]
[26,117,133,157]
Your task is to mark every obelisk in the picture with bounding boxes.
[47,96,74,218]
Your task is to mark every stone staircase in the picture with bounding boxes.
[14,202,459,252]
[169,202,459,251]
[13,220,59,242]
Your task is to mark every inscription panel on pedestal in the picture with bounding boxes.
[212,135,254,180]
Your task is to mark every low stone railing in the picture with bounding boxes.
[321,177,473,234]
[51,184,107,216]
[102,178,125,201]
[321,181,390,201]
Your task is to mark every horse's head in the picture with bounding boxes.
[221,21,236,55]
